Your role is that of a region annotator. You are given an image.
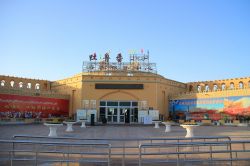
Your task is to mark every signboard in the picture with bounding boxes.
[76,109,86,121]
[149,110,159,120]
[0,94,69,118]
[138,110,148,123]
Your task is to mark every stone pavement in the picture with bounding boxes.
[0,124,250,166]
[0,123,250,140]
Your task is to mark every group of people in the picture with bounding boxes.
[0,111,42,119]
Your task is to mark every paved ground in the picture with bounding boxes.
[0,123,250,139]
[0,124,250,166]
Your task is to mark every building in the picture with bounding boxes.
[1,53,250,123]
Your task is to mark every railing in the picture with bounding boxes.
[0,139,111,166]
[12,135,231,165]
[139,140,250,166]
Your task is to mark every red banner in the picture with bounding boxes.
[0,94,69,118]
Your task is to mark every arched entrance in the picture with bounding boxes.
[99,91,139,124]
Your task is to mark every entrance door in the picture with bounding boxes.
[124,108,130,123]
[107,107,118,123]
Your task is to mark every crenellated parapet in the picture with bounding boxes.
[0,75,51,91]
[170,86,250,100]
[186,77,250,93]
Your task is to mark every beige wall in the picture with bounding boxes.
[50,73,82,116]
[0,75,51,91]
[6,73,250,120]
[187,77,250,92]
[79,72,186,118]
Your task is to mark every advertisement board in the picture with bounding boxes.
[0,94,69,118]
[170,96,250,120]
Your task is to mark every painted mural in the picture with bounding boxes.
[0,94,69,118]
[169,96,250,121]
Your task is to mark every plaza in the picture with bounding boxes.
[0,123,250,165]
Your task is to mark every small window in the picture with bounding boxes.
[27,83,32,89]
[1,80,5,86]
[239,82,244,89]
[197,85,201,92]
[107,101,118,106]
[221,83,226,90]
[10,80,15,87]
[230,82,234,89]
[132,102,138,106]
[205,85,210,92]
[35,83,40,90]
[100,101,106,106]
[19,82,23,88]
[213,84,218,91]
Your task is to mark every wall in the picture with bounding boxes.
[51,73,82,117]
[187,77,250,92]
[81,72,187,118]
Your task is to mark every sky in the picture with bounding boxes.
[0,0,250,83]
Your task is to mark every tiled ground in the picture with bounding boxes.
[0,123,250,139]
[0,123,250,165]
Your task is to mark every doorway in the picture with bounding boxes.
[124,108,130,123]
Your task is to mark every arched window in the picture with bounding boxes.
[197,85,201,92]
[35,83,40,90]
[205,85,210,92]
[239,82,244,89]
[27,83,32,89]
[1,80,5,86]
[230,82,234,89]
[19,82,23,88]
[221,83,226,90]
[213,84,218,91]
[248,81,250,88]
[10,80,15,87]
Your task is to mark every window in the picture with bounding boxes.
[197,85,201,92]
[27,83,32,89]
[19,82,23,88]
[239,82,244,89]
[230,82,234,89]
[213,84,218,91]
[205,85,210,92]
[221,83,226,90]
[248,81,250,88]
[1,80,5,86]
[10,80,15,87]
[35,83,40,90]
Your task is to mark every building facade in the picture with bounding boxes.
[1,54,250,123]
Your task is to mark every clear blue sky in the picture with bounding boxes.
[1,0,249,83]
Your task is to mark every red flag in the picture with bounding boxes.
[141,49,144,54]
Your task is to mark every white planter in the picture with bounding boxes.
[44,123,63,137]
[162,122,172,132]
[63,121,77,132]
[180,125,199,138]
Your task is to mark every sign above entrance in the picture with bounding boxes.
[95,84,144,89]
[83,50,157,74]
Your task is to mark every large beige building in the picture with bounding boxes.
[1,54,250,123]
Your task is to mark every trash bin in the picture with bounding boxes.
[91,114,95,126]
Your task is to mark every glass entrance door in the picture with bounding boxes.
[100,101,138,124]
[107,107,118,123]
[120,108,130,123]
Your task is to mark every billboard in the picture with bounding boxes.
[0,94,69,118]
[170,96,250,120]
